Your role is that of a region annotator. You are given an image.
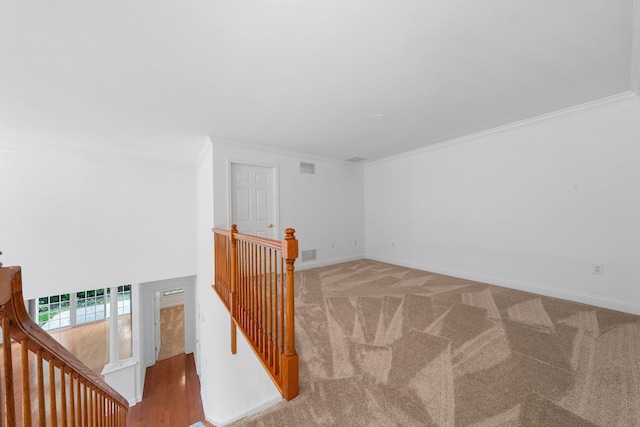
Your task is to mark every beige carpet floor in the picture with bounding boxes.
[158,305,185,361]
[234,259,640,426]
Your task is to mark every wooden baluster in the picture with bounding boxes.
[245,241,250,332]
[214,233,219,298]
[267,249,273,367]
[60,367,67,427]
[48,359,57,427]
[258,245,263,352]
[270,250,276,370]
[91,387,96,427]
[69,374,75,427]
[83,381,89,427]
[98,390,101,427]
[281,228,299,400]
[37,351,46,426]
[95,389,99,427]
[230,224,238,354]
[248,242,252,340]
[0,321,3,427]
[263,247,268,362]
[277,258,284,376]
[252,242,258,343]
[75,379,80,427]
[249,241,253,340]
[2,318,16,427]
[240,241,246,331]
[21,340,32,426]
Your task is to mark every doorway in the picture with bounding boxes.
[155,287,185,361]
[230,163,278,238]
[139,275,196,369]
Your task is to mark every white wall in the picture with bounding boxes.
[365,95,640,314]
[212,140,366,269]
[0,150,197,299]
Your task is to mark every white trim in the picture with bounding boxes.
[366,255,640,315]
[210,395,283,427]
[365,92,638,168]
[210,136,365,167]
[101,357,137,375]
[631,0,640,94]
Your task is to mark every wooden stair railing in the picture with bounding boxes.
[212,225,299,400]
[0,253,129,426]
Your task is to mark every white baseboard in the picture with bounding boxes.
[210,395,283,427]
[367,255,640,315]
[297,254,365,271]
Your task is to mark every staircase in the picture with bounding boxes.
[0,252,129,426]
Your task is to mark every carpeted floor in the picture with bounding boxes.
[234,259,640,426]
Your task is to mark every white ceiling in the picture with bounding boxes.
[0,1,638,166]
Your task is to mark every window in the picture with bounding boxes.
[107,285,132,317]
[76,288,107,324]
[38,293,71,329]
[37,285,132,331]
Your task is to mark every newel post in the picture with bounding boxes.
[281,228,299,399]
[229,224,238,354]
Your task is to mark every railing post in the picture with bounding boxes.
[2,317,16,426]
[281,228,299,400]
[230,224,238,355]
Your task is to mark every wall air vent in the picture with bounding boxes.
[299,162,316,174]
[346,157,367,163]
[301,249,317,262]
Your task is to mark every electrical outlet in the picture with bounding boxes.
[592,264,604,275]
[331,242,335,248]
[354,240,358,245]
[391,242,395,248]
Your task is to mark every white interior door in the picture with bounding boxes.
[231,163,277,238]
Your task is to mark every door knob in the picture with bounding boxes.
[268,224,274,228]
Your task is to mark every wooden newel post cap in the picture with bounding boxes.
[231,224,238,233]
[282,229,298,260]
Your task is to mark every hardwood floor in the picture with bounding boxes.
[158,305,185,360]
[127,353,207,427]
[48,315,133,376]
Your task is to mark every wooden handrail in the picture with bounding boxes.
[0,256,129,426]
[212,226,299,400]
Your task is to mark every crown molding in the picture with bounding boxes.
[631,0,640,94]
[208,135,363,167]
[365,92,638,168]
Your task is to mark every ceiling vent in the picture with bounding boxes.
[346,157,367,163]
[300,162,315,174]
